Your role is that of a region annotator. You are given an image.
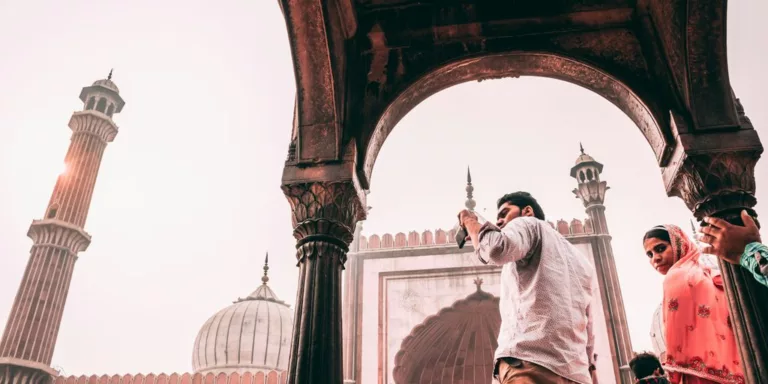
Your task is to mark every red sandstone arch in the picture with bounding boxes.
[392,289,501,384]
[362,52,672,183]
[277,2,766,383]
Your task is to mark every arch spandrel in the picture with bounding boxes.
[360,51,675,186]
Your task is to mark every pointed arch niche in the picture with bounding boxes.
[392,282,501,384]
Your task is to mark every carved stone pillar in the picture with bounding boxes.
[282,180,366,384]
[667,148,766,382]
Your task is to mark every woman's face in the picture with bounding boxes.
[644,237,676,275]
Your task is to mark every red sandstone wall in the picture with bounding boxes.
[54,371,287,384]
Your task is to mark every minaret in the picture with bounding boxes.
[571,144,633,384]
[0,72,125,384]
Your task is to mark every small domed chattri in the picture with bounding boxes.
[570,143,603,179]
[91,69,120,93]
[574,142,596,166]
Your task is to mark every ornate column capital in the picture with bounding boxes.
[282,180,366,248]
[667,151,761,223]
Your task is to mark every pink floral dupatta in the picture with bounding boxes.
[660,224,744,384]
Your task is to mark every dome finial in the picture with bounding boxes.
[107,68,113,81]
[579,142,585,155]
[465,166,476,211]
[262,252,269,285]
[473,277,484,291]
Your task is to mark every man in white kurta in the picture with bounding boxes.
[459,191,597,384]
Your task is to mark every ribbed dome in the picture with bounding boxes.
[192,255,293,374]
[393,279,500,384]
[92,79,120,93]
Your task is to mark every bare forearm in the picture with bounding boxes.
[465,218,483,249]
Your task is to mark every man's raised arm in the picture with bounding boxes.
[464,215,540,265]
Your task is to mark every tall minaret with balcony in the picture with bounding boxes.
[0,72,125,384]
[571,144,633,384]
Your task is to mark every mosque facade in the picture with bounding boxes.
[341,151,635,384]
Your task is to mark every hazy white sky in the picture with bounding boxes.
[1,0,766,376]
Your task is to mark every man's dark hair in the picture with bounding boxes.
[497,191,545,220]
[629,352,664,379]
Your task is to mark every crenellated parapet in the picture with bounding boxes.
[68,111,119,143]
[356,218,593,251]
[27,219,92,254]
[52,371,287,384]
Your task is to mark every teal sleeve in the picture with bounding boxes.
[739,242,768,287]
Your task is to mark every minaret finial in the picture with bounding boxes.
[107,69,113,81]
[579,142,585,155]
[465,166,476,211]
[261,252,270,285]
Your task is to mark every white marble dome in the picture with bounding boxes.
[192,257,293,374]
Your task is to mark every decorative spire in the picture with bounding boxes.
[107,68,113,81]
[465,166,476,211]
[261,252,269,285]
[579,142,585,155]
[473,277,484,291]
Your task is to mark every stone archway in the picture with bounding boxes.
[392,283,501,384]
[362,52,673,184]
[277,2,765,383]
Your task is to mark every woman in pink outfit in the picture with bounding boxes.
[642,224,744,384]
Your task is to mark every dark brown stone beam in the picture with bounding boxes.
[280,0,342,163]
[361,8,634,49]
[685,0,738,130]
[356,0,634,15]
[333,0,358,38]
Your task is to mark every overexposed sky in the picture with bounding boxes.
[1,0,766,376]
